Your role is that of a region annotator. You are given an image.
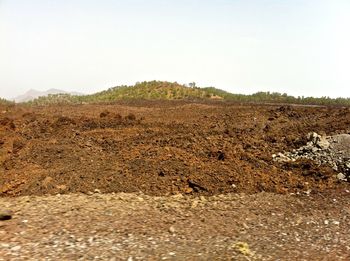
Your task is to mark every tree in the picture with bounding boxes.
[189,82,196,88]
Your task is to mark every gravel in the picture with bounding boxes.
[273,132,350,180]
[1,191,350,260]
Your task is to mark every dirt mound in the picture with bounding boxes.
[0,102,349,197]
[0,117,16,130]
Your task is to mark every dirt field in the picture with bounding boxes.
[0,101,349,196]
[0,101,350,260]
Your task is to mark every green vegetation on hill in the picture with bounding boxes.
[0,97,14,106]
[25,81,350,106]
[82,81,218,101]
[28,81,225,105]
[218,91,350,106]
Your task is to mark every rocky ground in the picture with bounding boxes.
[274,132,350,181]
[1,190,350,260]
[0,101,350,260]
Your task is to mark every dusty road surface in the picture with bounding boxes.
[0,101,350,260]
[1,191,350,260]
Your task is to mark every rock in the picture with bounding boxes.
[191,200,199,208]
[168,226,176,234]
[346,161,350,169]
[307,132,330,149]
[311,147,319,153]
[233,242,253,256]
[273,132,350,176]
[0,210,12,221]
[304,189,312,196]
[317,137,330,150]
[199,196,206,202]
[184,187,193,194]
[307,132,321,144]
[10,245,21,251]
[337,173,347,181]
[273,152,291,163]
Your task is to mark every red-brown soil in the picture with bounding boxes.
[0,101,349,197]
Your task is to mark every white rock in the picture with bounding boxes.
[11,246,21,251]
[169,226,176,233]
[337,173,347,181]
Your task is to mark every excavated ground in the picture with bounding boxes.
[1,101,350,260]
[0,100,349,197]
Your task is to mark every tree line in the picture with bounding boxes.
[21,81,350,107]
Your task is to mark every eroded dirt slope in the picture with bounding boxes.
[0,101,349,196]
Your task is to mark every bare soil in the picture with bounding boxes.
[0,101,349,196]
[0,101,350,260]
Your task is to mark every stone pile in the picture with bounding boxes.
[273,132,350,181]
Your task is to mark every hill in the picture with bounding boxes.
[27,81,227,105]
[83,81,225,101]
[14,89,83,103]
[25,81,350,106]
[0,97,14,106]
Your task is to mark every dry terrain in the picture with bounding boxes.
[0,101,349,260]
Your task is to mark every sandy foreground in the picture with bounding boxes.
[1,190,350,261]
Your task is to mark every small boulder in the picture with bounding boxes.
[317,136,330,150]
[337,173,347,181]
[168,226,176,234]
[307,132,330,149]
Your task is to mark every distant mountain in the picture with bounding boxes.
[14,89,83,103]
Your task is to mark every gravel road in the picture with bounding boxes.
[1,191,350,260]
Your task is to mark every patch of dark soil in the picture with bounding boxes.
[53,116,76,127]
[0,117,16,130]
[125,113,136,121]
[99,110,111,118]
[12,139,26,154]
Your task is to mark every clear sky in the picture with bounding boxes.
[1,0,349,99]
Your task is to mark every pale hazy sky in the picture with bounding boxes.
[1,0,349,99]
